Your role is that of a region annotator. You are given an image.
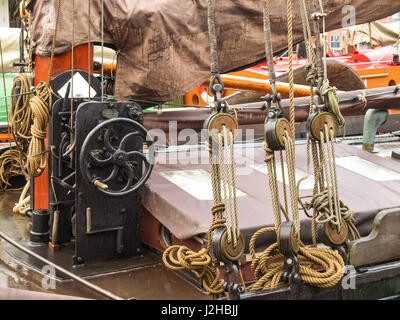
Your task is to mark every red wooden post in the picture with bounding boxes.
[33,44,93,209]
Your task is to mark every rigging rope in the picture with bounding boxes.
[298,0,360,241]
[249,0,346,292]
[163,0,243,298]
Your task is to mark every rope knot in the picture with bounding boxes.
[212,203,225,216]
[306,63,318,87]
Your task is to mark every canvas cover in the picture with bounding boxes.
[347,21,400,47]
[0,27,25,73]
[142,143,400,250]
[27,0,400,102]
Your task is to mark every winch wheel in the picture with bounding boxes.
[80,118,155,196]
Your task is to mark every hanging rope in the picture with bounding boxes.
[10,73,34,154]
[24,0,61,177]
[26,82,52,177]
[298,0,360,241]
[164,0,243,298]
[248,0,346,292]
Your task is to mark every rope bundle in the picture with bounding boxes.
[249,227,345,291]
[26,82,51,177]
[0,74,34,192]
[0,149,24,192]
[10,73,34,153]
[302,188,360,240]
[162,203,227,297]
[163,246,224,296]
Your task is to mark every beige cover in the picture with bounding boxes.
[27,0,400,102]
[347,21,400,47]
[0,27,25,73]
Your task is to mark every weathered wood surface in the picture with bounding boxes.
[348,208,400,268]
[277,59,366,92]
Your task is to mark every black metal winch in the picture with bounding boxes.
[37,70,156,265]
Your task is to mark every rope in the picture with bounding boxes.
[300,127,360,240]
[10,74,34,154]
[0,149,25,192]
[297,0,359,243]
[358,90,368,111]
[162,130,242,298]
[262,0,276,90]
[219,127,240,245]
[247,0,346,293]
[23,0,61,177]
[162,245,224,296]
[48,0,62,86]
[26,82,52,177]
[249,227,345,291]
[319,79,345,128]
[13,181,30,215]
[0,41,27,192]
[207,0,219,75]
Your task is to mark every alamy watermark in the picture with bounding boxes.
[41,264,56,290]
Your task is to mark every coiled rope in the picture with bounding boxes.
[0,39,27,192]
[26,82,52,177]
[249,227,344,291]
[0,149,24,192]
[10,73,34,154]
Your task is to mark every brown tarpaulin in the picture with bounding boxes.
[28,0,400,102]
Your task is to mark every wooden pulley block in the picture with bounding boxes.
[220,230,245,262]
[203,112,239,144]
[212,228,245,263]
[317,220,349,246]
[264,116,291,151]
[307,112,339,141]
[324,221,349,246]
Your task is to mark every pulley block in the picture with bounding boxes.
[204,112,239,144]
[307,112,339,141]
[320,220,349,246]
[212,228,245,263]
[264,115,291,151]
[277,221,301,284]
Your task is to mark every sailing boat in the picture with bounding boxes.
[1,0,400,300]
